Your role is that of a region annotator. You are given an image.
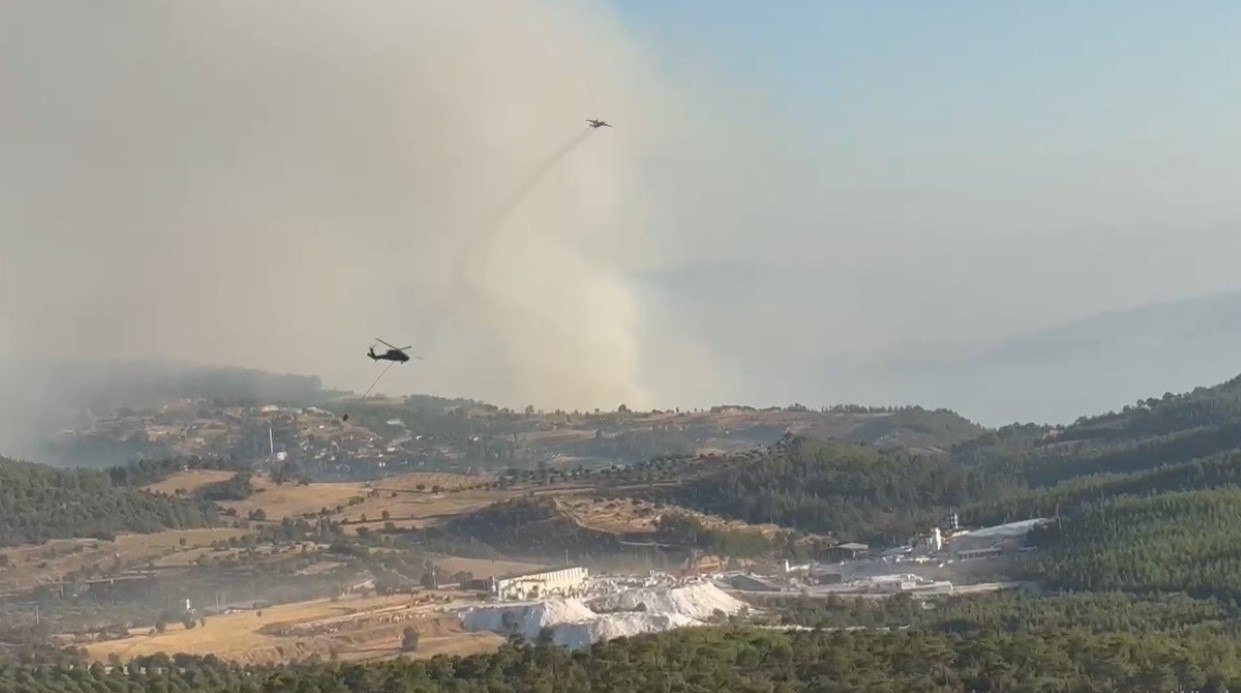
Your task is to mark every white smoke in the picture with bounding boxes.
[0,0,666,421]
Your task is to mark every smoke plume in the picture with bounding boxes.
[0,0,659,452]
[417,127,598,356]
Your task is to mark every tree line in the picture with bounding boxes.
[5,623,1241,692]
[0,456,213,546]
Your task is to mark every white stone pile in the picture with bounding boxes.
[459,583,748,650]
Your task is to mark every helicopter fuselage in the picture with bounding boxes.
[368,347,410,363]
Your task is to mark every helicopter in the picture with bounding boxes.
[367,338,422,364]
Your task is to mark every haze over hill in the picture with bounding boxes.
[0,358,333,461]
[7,1,1241,426]
[5,285,1240,456]
[830,290,1241,426]
[3,287,1238,459]
[628,284,1241,426]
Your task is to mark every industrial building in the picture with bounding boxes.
[863,574,954,595]
[494,567,589,601]
[825,542,870,561]
[781,561,843,586]
[721,574,784,592]
[949,518,1049,560]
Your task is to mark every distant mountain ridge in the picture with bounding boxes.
[844,289,1241,425]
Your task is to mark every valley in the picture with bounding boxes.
[7,371,1241,690]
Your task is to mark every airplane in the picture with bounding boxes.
[586,119,611,128]
[367,338,422,364]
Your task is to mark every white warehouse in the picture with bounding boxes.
[495,567,589,601]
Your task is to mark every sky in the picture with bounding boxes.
[3,1,1241,436]
[612,1,1241,412]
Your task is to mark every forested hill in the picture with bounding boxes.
[647,440,969,544]
[798,405,985,454]
[1065,372,1241,437]
[0,456,213,546]
[951,372,1241,517]
[957,371,1241,467]
[1031,488,1241,598]
[633,371,1241,545]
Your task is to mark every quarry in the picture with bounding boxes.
[3,463,1047,666]
[71,568,753,662]
[461,576,747,649]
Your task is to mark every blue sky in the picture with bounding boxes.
[618,2,1241,190]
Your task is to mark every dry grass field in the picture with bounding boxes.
[219,474,507,525]
[375,471,495,492]
[220,477,367,520]
[0,528,251,593]
[557,496,663,534]
[143,469,238,495]
[84,593,504,665]
[333,489,516,534]
[214,474,537,533]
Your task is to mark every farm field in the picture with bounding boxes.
[220,478,365,519]
[0,528,252,593]
[334,489,519,534]
[83,593,505,665]
[216,474,605,535]
[375,471,495,492]
[143,469,236,495]
[221,474,510,525]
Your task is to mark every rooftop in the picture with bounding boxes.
[962,518,1049,539]
[499,566,588,581]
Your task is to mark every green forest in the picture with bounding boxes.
[1031,488,1241,597]
[634,372,1241,550]
[653,440,969,544]
[5,619,1241,692]
[0,457,213,546]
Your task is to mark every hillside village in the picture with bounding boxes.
[40,394,985,479]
